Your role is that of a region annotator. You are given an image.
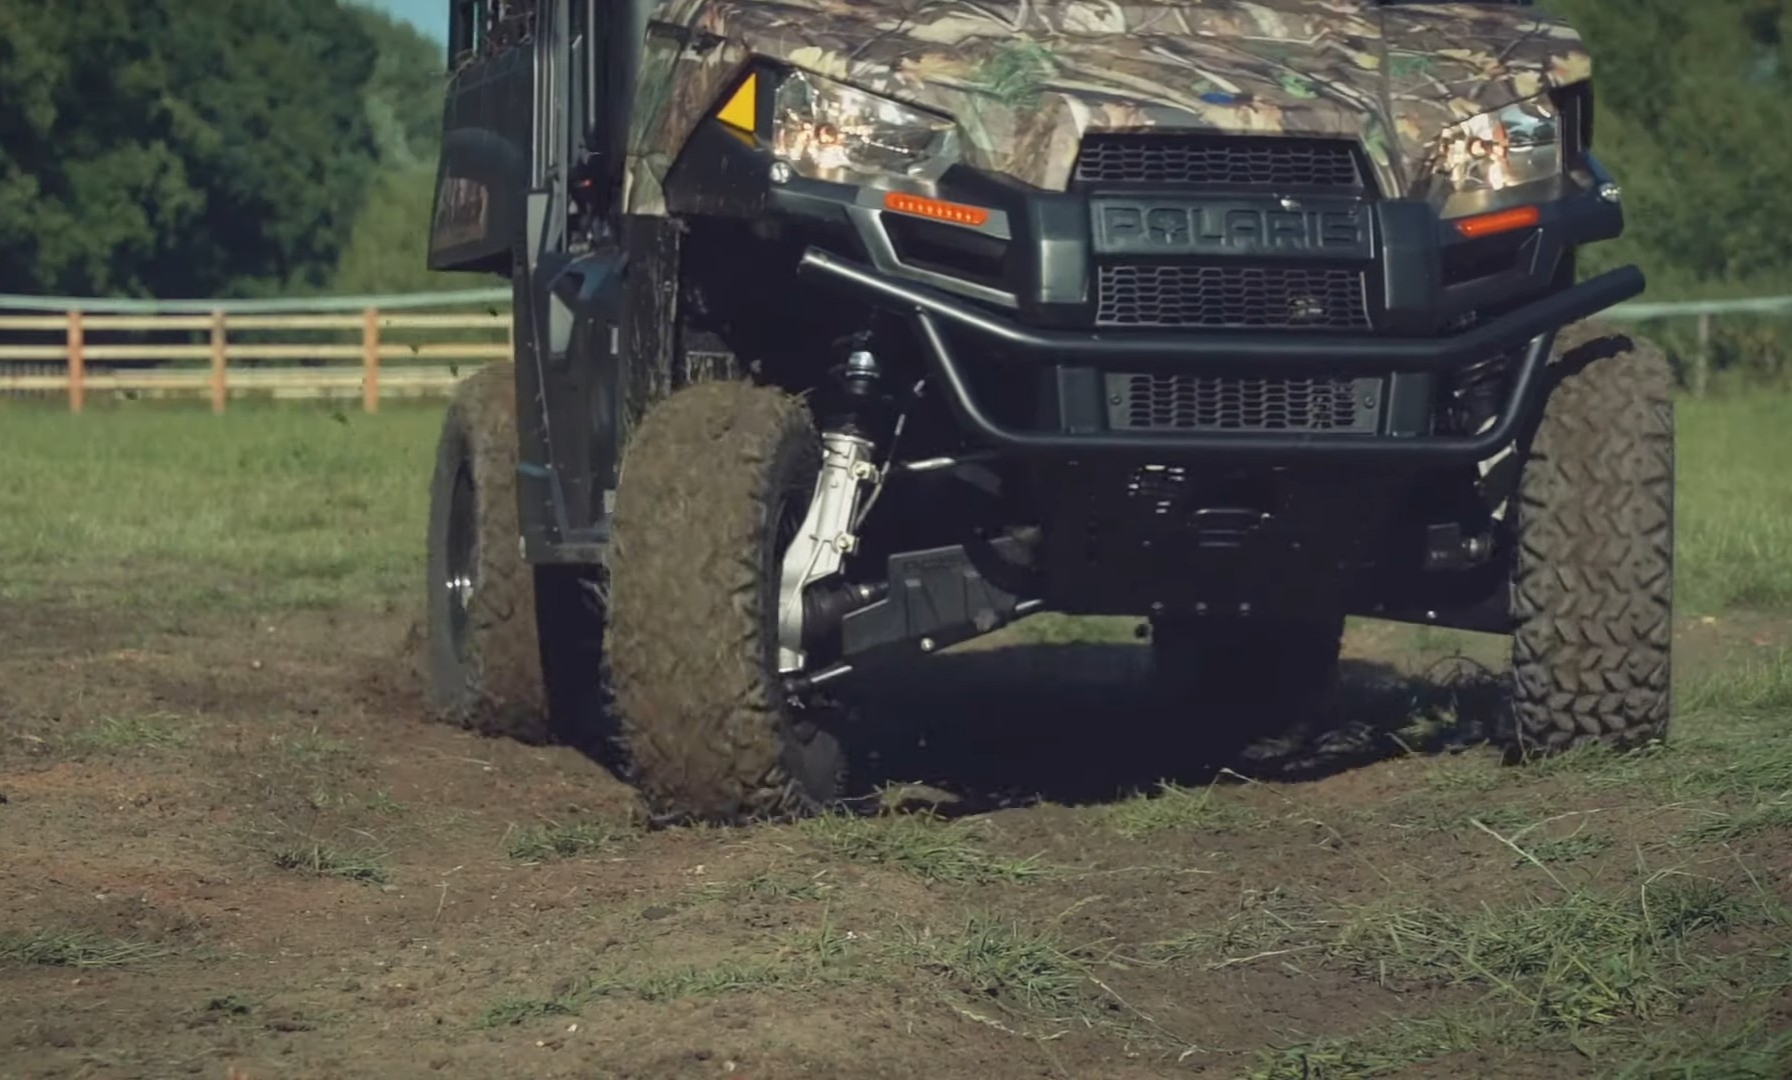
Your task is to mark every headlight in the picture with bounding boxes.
[770,71,962,190]
[1416,95,1562,218]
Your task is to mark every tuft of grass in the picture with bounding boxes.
[1526,832,1617,865]
[366,790,405,816]
[1250,1011,1505,1080]
[613,916,857,1002]
[1157,873,1773,1032]
[1140,887,1328,969]
[1239,870,1790,1079]
[0,931,174,969]
[1614,1017,1792,1079]
[273,843,392,885]
[700,870,829,904]
[623,960,790,1002]
[1680,799,1792,846]
[904,912,1089,1017]
[1102,780,1262,839]
[1328,875,1752,1030]
[476,995,579,1028]
[799,811,1047,884]
[504,821,629,862]
[476,919,858,1027]
[272,729,352,763]
[62,712,190,753]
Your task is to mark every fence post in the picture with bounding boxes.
[210,309,228,413]
[1693,312,1711,399]
[362,306,380,413]
[66,310,85,413]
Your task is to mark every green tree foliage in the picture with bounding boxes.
[333,166,490,295]
[0,0,382,298]
[1554,0,1792,299]
[1542,0,1792,386]
[347,3,445,171]
[332,5,491,294]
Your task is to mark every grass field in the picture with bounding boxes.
[1,385,1790,1079]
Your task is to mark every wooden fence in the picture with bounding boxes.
[0,308,511,412]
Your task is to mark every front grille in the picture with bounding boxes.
[1107,373,1379,433]
[1096,264,1369,330]
[1074,134,1363,189]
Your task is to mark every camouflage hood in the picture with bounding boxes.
[627,0,1591,214]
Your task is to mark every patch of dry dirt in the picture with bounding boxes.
[1,605,1785,1079]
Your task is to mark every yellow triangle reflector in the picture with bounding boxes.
[716,72,758,132]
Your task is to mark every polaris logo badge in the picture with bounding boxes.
[1094,199,1369,258]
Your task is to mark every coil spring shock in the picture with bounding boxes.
[1450,352,1510,435]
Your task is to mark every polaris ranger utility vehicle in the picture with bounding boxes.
[423,0,1673,822]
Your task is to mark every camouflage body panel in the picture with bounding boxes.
[624,0,1591,216]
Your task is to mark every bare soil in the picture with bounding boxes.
[1,602,1787,1080]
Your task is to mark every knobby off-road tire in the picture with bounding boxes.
[1510,324,1674,757]
[424,362,580,744]
[1149,615,1346,707]
[603,380,847,822]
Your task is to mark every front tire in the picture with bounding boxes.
[1510,324,1675,757]
[424,363,588,744]
[603,381,847,822]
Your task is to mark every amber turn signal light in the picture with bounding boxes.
[1453,204,1542,239]
[883,191,990,228]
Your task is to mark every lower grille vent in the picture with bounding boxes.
[1106,373,1381,433]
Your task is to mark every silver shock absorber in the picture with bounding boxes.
[775,349,882,674]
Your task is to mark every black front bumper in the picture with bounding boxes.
[799,249,1643,464]
[742,133,1646,465]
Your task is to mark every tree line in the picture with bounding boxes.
[0,0,451,300]
[0,0,1787,379]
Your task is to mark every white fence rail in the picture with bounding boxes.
[0,287,1786,410]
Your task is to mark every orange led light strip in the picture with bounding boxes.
[1454,204,1541,239]
[883,191,991,228]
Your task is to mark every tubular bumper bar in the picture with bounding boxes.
[797,249,1647,465]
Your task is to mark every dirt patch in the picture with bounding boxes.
[2,601,1788,1079]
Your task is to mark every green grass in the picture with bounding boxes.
[1614,1020,1792,1079]
[904,912,1090,1017]
[62,711,192,753]
[0,399,441,611]
[698,870,831,904]
[271,728,355,763]
[272,843,393,885]
[1236,871,1787,1079]
[3,390,1780,618]
[1102,780,1263,839]
[1677,393,1792,614]
[475,919,859,1028]
[504,821,630,862]
[798,811,1048,884]
[0,931,174,968]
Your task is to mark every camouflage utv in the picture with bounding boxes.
[422,0,1672,821]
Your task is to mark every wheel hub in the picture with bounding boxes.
[444,464,479,654]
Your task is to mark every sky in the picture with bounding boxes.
[362,0,447,41]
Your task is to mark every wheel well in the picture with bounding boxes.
[674,216,917,395]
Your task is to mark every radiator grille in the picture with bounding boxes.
[1073,134,1363,189]
[1096,264,1369,330]
[1109,374,1377,433]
